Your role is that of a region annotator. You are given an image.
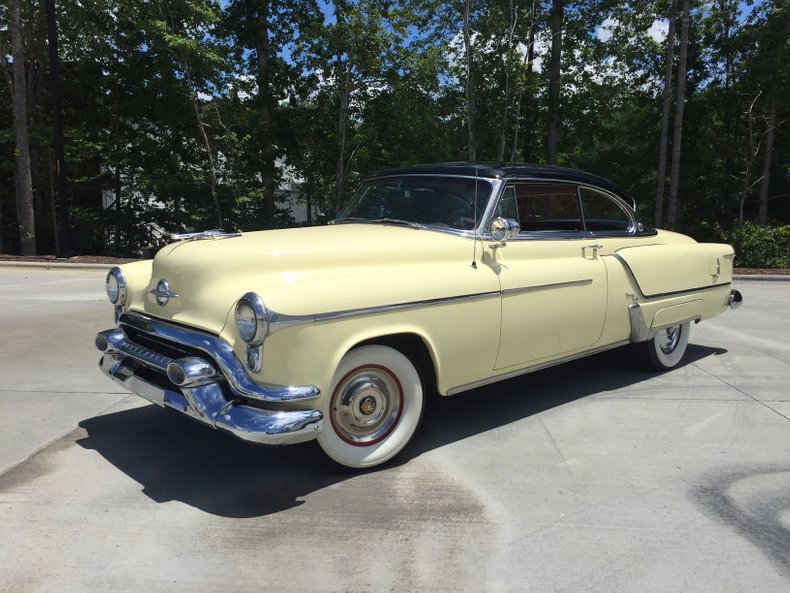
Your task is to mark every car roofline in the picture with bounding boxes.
[367,162,631,202]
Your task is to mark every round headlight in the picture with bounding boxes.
[106,267,126,306]
[234,293,269,346]
[235,300,257,342]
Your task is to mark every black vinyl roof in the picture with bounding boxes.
[369,162,632,204]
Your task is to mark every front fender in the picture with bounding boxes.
[233,294,502,402]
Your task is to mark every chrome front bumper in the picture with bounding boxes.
[96,313,323,445]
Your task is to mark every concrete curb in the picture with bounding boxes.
[0,261,114,270]
[732,275,790,282]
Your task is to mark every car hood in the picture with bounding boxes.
[129,224,477,334]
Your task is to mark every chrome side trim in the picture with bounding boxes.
[268,281,589,333]
[264,290,503,334]
[99,355,322,445]
[446,340,630,395]
[315,290,501,322]
[117,312,320,402]
[501,278,593,297]
[612,252,731,300]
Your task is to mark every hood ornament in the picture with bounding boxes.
[171,229,241,241]
[149,279,178,306]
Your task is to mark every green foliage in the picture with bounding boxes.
[0,0,787,256]
[728,222,790,268]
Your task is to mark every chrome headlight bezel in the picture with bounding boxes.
[106,267,126,306]
[235,292,269,347]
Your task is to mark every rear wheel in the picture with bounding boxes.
[318,345,424,469]
[644,321,691,371]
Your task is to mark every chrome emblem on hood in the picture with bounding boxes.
[149,279,178,306]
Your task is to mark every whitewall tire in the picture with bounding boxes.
[318,345,424,469]
[645,321,691,371]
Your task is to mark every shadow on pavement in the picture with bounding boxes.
[691,467,790,581]
[78,342,726,518]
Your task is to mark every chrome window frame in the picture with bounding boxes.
[500,181,585,234]
[334,173,651,242]
[334,174,505,238]
[577,184,638,235]
[482,178,651,241]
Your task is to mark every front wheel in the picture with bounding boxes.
[318,345,424,469]
[644,321,691,371]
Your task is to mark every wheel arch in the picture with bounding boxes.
[355,332,438,395]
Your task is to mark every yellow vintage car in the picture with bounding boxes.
[96,163,743,468]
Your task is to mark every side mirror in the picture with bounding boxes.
[489,217,520,244]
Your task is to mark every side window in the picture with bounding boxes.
[495,185,518,219]
[579,187,633,233]
[512,183,583,232]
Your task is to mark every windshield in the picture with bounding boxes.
[335,175,493,231]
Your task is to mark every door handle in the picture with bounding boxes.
[583,244,604,258]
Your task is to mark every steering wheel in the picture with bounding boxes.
[441,191,481,229]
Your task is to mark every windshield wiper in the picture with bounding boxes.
[332,217,423,229]
[330,217,367,224]
[369,218,424,229]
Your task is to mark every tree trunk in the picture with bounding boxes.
[1,35,10,254]
[738,92,761,223]
[757,6,789,225]
[463,0,476,161]
[9,0,36,255]
[757,89,777,225]
[497,0,517,162]
[511,0,537,163]
[114,166,122,256]
[150,0,224,231]
[185,68,222,229]
[49,159,58,252]
[335,55,351,214]
[547,0,563,165]
[45,0,71,256]
[331,0,351,214]
[666,0,690,231]
[256,3,276,228]
[654,0,677,228]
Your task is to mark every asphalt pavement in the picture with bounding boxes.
[0,267,788,593]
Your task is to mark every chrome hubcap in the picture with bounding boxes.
[330,366,402,445]
[659,325,682,354]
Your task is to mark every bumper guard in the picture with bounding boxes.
[96,315,323,445]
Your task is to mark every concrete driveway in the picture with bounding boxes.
[1,268,788,593]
